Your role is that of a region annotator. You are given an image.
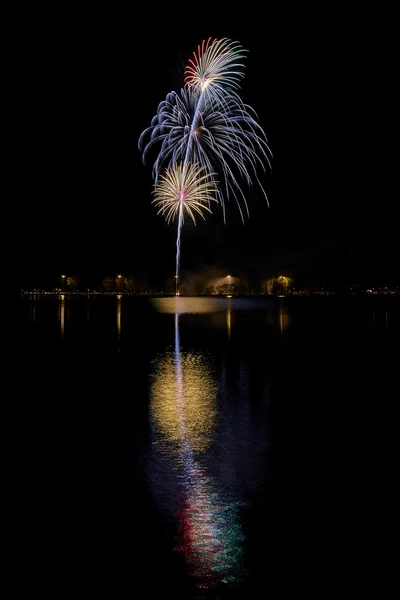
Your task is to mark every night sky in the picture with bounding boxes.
[18,7,397,289]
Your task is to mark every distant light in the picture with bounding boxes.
[61,275,66,278]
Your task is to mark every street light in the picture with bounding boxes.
[61,274,66,293]
[226,275,232,297]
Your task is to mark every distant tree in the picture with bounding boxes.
[216,280,247,295]
[265,277,291,294]
[277,276,294,294]
[286,277,294,294]
[265,278,275,294]
[101,277,114,292]
[66,276,78,291]
[124,277,135,293]
[217,284,231,295]
[205,285,216,295]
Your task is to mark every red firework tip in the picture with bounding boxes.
[184,37,219,88]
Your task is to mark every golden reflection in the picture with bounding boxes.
[150,312,244,589]
[59,295,65,337]
[279,298,289,335]
[117,295,122,337]
[227,299,231,338]
[151,296,227,314]
[150,350,217,453]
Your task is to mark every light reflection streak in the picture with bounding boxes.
[31,299,36,324]
[150,301,245,591]
[227,299,232,339]
[117,295,122,338]
[279,298,289,336]
[59,295,65,338]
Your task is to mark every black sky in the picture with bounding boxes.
[17,7,397,288]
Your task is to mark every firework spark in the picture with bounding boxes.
[153,162,218,225]
[153,162,217,291]
[139,87,271,222]
[185,38,247,100]
[139,37,271,293]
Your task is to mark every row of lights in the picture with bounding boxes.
[60,273,122,292]
[59,273,232,297]
[61,274,122,280]
[62,274,122,278]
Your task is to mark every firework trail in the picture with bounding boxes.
[153,163,218,288]
[139,38,271,293]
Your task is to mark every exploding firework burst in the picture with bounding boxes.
[139,87,271,222]
[185,38,247,99]
[153,162,218,225]
[138,37,271,293]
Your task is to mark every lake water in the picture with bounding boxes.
[18,294,399,597]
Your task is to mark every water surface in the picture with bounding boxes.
[18,294,399,597]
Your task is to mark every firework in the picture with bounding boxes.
[139,37,271,293]
[185,38,247,99]
[153,162,217,290]
[139,87,271,222]
[153,162,218,225]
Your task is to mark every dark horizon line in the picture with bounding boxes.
[20,281,400,292]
